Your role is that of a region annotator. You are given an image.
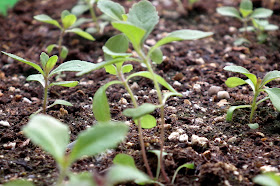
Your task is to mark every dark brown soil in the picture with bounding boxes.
[0,0,280,185]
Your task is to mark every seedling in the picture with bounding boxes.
[253,172,280,186]
[34,10,95,61]
[216,0,276,44]
[224,65,280,127]
[77,0,212,182]
[2,51,94,115]
[0,0,19,16]
[2,114,154,185]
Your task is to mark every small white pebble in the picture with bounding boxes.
[217,91,230,99]
[228,136,237,143]
[195,58,205,65]
[208,86,223,96]
[131,82,139,90]
[179,134,188,142]
[149,89,157,94]
[168,132,180,141]
[118,98,128,105]
[23,97,32,104]
[173,81,182,87]
[260,165,279,173]
[194,118,204,125]
[193,84,201,93]
[191,135,209,147]
[0,121,10,127]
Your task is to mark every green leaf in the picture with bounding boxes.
[34,14,61,29]
[172,163,195,184]
[3,179,35,186]
[127,71,178,93]
[62,14,77,29]
[2,52,44,75]
[66,28,95,41]
[122,64,133,74]
[127,0,159,44]
[97,0,125,21]
[264,24,278,31]
[49,60,95,77]
[162,92,182,105]
[239,0,253,18]
[104,34,129,61]
[61,10,71,19]
[150,48,163,64]
[253,173,280,186]
[134,114,157,129]
[234,37,251,46]
[264,88,280,111]
[40,52,49,69]
[123,103,157,119]
[149,30,212,54]
[239,26,255,32]
[106,165,154,185]
[149,150,168,179]
[102,46,132,59]
[47,99,73,109]
[23,115,69,165]
[45,55,58,73]
[67,172,96,186]
[46,44,57,54]
[260,71,280,87]
[60,46,69,60]
[225,77,247,88]
[69,121,128,163]
[248,123,259,129]
[0,0,19,16]
[226,105,251,121]
[112,21,146,51]
[224,65,257,86]
[216,7,241,19]
[50,81,78,87]
[105,64,117,75]
[93,81,122,122]
[251,8,273,18]
[71,4,90,17]
[26,74,45,88]
[113,154,137,168]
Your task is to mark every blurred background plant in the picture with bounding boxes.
[0,0,19,16]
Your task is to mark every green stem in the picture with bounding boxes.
[118,69,153,179]
[42,77,49,114]
[58,30,65,57]
[89,5,99,32]
[249,91,259,123]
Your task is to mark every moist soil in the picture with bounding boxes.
[0,0,280,185]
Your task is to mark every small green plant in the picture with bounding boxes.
[216,0,277,44]
[253,172,280,186]
[224,65,280,128]
[0,0,19,16]
[34,10,95,62]
[76,0,212,182]
[3,114,155,185]
[2,51,93,115]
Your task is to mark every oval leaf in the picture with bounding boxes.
[216,7,241,19]
[225,77,247,88]
[60,46,69,60]
[34,14,61,29]
[105,64,117,75]
[104,34,129,61]
[40,52,49,68]
[251,8,273,18]
[62,14,77,29]
[66,28,95,41]
[50,81,78,87]
[122,64,133,74]
[47,99,73,109]
[113,154,136,168]
[264,88,280,111]
[46,44,57,54]
[45,55,58,73]
[26,74,45,88]
[134,114,157,129]
[150,47,163,64]
[97,0,125,21]
[123,103,157,119]
[71,4,90,16]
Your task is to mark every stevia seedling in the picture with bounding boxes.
[224,65,280,128]
[2,51,94,115]
[77,0,212,182]
[34,10,95,62]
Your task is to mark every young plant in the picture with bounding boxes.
[216,0,275,45]
[2,51,94,115]
[224,65,280,128]
[2,114,153,186]
[77,0,212,182]
[253,172,280,186]
[34,10,95,61]
[0,0,19,16]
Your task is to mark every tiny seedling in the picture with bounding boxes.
[0,0,19,16]
[216,0,276,44]
[253,172,280,186]
[171,163,195,184]
[77,0,212,182]
[2,51,94,115]
[224,65,280,128]
[34,10,95,61]
[2,114,152,186]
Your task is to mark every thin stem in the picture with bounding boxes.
[118,69,153,179]
[58,30,65,56]
[89,5,100,33]
[42,77,49,114]
[249,91,259,123]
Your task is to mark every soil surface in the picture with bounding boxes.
[1,0,280,185]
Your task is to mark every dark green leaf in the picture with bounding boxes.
[150,48,163,64]
[60,46,69,60]
[104,34,129,60]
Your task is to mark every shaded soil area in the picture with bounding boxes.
[0,0,280,185]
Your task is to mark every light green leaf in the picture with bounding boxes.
[264,88,280,111]
[46,44,57,54]
[261,71,280,87]
[162,92,182,105]
[45,55,58,73]
[127,71,178,93]
[102,46,132,58]
[49,60,95,77]
[251,8,272,18]
[113,154,137,169]
[34,14,61,29]
[239,26,255,32]
[239,0,253,18]
[149,30,212,55]
[50,81,78,87]
[112,22,146,51]
[62,14,77,29]
[105,64,117,75]
[248,123,259,129]
[253,173,280,186]
[93,81,122,122]
[127,0,159,44]
[150,47,163,64]
[122,64,133,74]
[23,115,69,165]
[69,121,128,163]
[60,46,69,60]
[71,4,90,17]
[226,105,251,121]
[149,150,168,179]
[216,7,241,19]
[66,28,95,41]
[234,37,251,46]
[134,114,157,129]
[264,24,278,31]
[172,163,195,184]
[26,74,45,88]
[40,52,49,68]
[61,10,71,19]
[97,0,125,21]
[104,34,129,61]
[2,52,44,75]
[47,99,73,109]
[225,77,247,88]
[67,172,96,186]
[224,65,257,86]
[3,179,35,186]
[123,103,157,119]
